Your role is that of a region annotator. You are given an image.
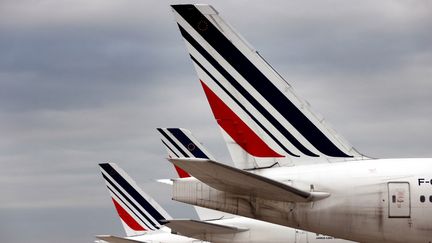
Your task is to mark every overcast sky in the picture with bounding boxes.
[1,0,431,242]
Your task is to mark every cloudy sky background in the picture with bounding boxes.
[1,0,431,242]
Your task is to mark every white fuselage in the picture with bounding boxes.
[100,216,354,243]
[119,232,203,243]
[199,216,353,243]
[173,158,432,243]
[258,158,432,243]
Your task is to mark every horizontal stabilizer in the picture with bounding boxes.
[96,235,144,243]
[169,158,330,202]
[164,219,248,237]
[156,179,173,185]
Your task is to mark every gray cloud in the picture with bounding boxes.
[1,0,431,242]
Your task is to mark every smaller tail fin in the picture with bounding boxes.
[157,128,234,220]
[157,128,215,160]
[157,128,215,179]
[99,163,172,236]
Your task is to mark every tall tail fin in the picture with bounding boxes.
[171,4,365,169]
[99,163,172,236]
[157,127,234,220]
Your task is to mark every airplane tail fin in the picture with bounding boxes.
[157,128,215,160]
[171,4,365,169]
[157,127,215,179]
[99,163,172,236]
[157,127,234,220]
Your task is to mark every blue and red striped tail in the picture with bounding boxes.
[99,163,172,236]
[157,128,215,178]
[171,4,366,169]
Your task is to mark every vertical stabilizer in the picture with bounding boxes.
[171,4,366,169]
[157,127,235,220]
[99,163,172,236]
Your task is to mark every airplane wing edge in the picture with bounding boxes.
[95,235,146,243]
[164,219,248,237]
[169,158,330,202]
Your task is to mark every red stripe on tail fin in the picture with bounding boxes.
[174,165,191,178]
[111,198,145,231]
[200,80,283,157]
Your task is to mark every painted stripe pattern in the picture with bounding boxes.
[157,128,215,160]
[174,165,191,178]
[158,128,189,158]
[158,128,216,178]
[187,38,300,157]
[200,81,284,157]
[103,174,159,230]
[100,163,170,231]
[171,4,354,158]
[111,198,145,231]
[167,128,209,158]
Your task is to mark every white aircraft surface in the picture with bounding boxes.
[168,4,432,243]
[157,127,353,243]
[96,160,352,243]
